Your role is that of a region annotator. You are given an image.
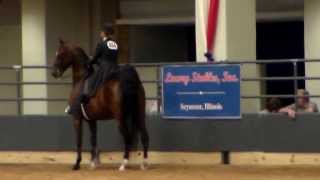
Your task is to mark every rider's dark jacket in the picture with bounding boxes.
[87,37,119,96]
[91,37,118,66]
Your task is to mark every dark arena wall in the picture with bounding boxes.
[0,114,319,152]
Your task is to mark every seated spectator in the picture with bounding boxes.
[260,97,282,114]
[280,89,319,118]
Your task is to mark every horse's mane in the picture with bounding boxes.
[66,43,90,65]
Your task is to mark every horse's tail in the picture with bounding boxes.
[120,64,141,146]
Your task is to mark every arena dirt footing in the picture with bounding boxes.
[1,152,320,166]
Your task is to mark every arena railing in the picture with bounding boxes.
[0,59,320,115]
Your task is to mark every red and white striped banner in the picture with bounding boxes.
[196,0,220,62]
[206,0,219,61]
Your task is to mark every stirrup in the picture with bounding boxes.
[81,103,91,120]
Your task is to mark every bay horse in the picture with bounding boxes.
[51,39,149,171]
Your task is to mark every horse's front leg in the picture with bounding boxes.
[73,118,83,170]
[88,121,100,169]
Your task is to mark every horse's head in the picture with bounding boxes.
[52,39,74,78]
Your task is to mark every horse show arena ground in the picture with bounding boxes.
[1,164,320,180]
[2,152,320,180]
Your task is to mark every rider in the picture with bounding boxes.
[69,23,119,115]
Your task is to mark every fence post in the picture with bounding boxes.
[293,60,298,104]
[222,151,230,165]
[156,65,162,114]
[13,65,22,116]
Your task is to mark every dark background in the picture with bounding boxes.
[257,21,305,106]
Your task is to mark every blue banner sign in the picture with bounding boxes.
[162,64,241,119]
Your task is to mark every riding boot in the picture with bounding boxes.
[68,93,90,114]
[68,79,91,115]
[80,93,90,104]
[68,95,82,115]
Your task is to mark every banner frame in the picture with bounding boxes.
[161,64,242,120]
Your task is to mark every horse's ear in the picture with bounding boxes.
[59,38,65,46]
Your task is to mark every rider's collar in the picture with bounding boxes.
[103,37,108,42]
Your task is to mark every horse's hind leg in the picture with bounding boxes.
[73,118,83,170]
[137,92,149,170]
[140,126,149,170]
[88,121,100,169]
[119,125,131,171]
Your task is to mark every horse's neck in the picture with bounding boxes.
[66,46,90,86]
[72,63,86,86]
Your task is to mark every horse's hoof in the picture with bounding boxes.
[119,165,126,171]
[140,161,148,170]
[90,161,98,170]
[119,159,128,172]
[140,164,146,170]
[72,165,80,171]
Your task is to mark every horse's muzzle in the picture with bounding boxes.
[52,68,62,79]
